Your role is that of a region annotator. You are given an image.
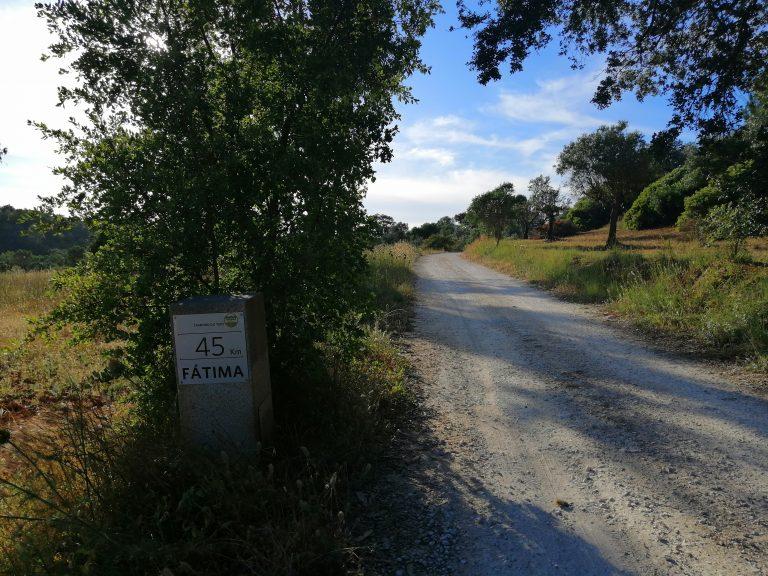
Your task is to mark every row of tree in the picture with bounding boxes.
[0,205,90,271]
[386,83,768,253]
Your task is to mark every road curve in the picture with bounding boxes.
[409,252,768,575]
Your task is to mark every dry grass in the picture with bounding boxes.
[547,225,768,261]
[0,247,423,575]
[0,270,55,347]
[0,269,114,401]
[366,242,419,331]
[465,227,768,366]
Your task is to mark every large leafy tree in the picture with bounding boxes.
[468,182,519,245]
[528,175,566,241]
[457,0,768,133]
[557,122,651,248]
[370,213,409,244]
[510,194,538,239]
[36,0,436,400]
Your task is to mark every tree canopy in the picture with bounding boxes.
[370,214,409,244]
[528,175,566,241]
[468,182,520,245]
[557,122,651,247]
[457,0,768,133]
[36,0,437,400]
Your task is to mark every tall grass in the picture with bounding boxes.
[0,269,53,312]
[466,239,648,302]
[615,258,768,360]
[366,242,418,331]
[0,244,422,575]
[0,269,112,398]
[466,235,768,365]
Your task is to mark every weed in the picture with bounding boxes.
[0,244,421,575]
[465,228,768,363]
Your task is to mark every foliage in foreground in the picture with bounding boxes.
[457,0,767,134]
[36,0,436,419]
[465,236,768,364]
[0,245,419,575]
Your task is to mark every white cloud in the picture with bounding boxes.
[406,147,455,166]
[367,166,529,226]
[491,71,605,128]
[0,3,70,209]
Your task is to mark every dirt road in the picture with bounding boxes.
[401,252,768,575]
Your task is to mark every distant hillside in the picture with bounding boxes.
[0,205,90,270]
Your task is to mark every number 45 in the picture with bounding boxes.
[196,336,224,356]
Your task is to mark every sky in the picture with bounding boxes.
[0,0,686,226]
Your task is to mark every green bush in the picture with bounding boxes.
[564,197,610,231]
[535,219,579,238]
[678,161,766,229]
[625,164,706,229]
[423,233,460,251]
[0,245,420,575]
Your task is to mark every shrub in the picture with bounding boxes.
[423,233,459,251]
[534,219,579,238]
[678,161,765,229]
[700,193,768,260]
[625,164,706,229]
[564,197,611,231]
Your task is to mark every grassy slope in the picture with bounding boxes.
[465,227,768,367]
[0,270,116,400]
[0,243,420,575]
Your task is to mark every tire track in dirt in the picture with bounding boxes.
[403,252,768,575]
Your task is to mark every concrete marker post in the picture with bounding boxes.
[170,294,273,451]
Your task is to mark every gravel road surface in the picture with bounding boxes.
[395,252,768,575]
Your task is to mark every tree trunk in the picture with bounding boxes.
[605,202,620,248]
[547,215,555,241]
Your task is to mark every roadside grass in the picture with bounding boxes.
[366,242,418,332]
[465,227,768,366]
[0,269,114,401]
[0,245,420,575]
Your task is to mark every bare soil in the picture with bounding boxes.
[364,252,768,576]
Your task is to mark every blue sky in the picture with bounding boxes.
[0,0,685,226]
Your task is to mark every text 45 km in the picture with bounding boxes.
[173,312,250,384]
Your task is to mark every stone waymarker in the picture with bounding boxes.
[171,294,273,451]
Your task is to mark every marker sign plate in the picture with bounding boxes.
[173,312,249,385]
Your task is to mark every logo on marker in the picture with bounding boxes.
[224,314,238,328]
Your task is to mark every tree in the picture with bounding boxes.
[528,175,566,241]
[564,197,610,231]
[457,0,768,133]
[556,122,651,248]
[370,214,408,244]
[510,194,538,239]
[468,182,519,245]
[700,193,768,260]
[679,81,768,226]
[36,0,436,405]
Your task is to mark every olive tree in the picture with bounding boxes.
[35,0,437,405]
[556,122,651,248]
[528,175,566,241]
[468,182,519,245]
